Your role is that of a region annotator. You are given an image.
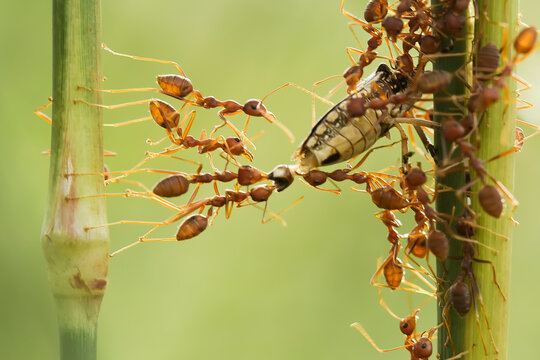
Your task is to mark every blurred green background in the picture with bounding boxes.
[1,0,539,359]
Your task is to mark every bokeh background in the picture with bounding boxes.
[1,0,539,359]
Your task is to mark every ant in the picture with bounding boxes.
[351,289,470,359]
[148,99,254,161]
[76,44,294,144]
[439,210,506,357]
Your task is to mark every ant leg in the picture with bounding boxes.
[298,178,341,195]
[212,110,254,148]
[440,296,456,352]
[258,82,339,142]
[346,22,367,52]
[102,43,186,76]
[513,72,532,95]
[104,116,153,128]
[340,0,381,37]
[470,273,498,355]
[406,125,430,163]
[346,47,393,63]
[472,258,506,301]
[261,82,334,107]
[35,97,53,124]
[105,151,201,184]
[445,348,474,360]
[108,212,187,258]
[393,117,441,129]
[78,84,168,96]
[74,98,153,110]
[414,125,438,162]
[313,74,345,99]
[180,110,197,140]
[348,141,401,171]
[403,260,437,290]
[516,98,533,110]
[376,287,401,321]
[105,152,181,184]
[350,323,413,353]
[393,123,412,169]
[261,196,304,225]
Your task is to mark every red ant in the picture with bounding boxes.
[76,44,294,144]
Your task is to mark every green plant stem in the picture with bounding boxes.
[428,2,476,359]
[433,1,517,359]
[42,1,108,359]
[466,1,516,359]
[431,1,470,358]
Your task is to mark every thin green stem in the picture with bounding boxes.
[42,1,108,359]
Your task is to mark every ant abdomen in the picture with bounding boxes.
[450,281,472,317]
[176,214,208,241]
[478,185,503,218]
[371,186,409,210]
[383,258,404,290]
[149,99,180,129]
[427,230,449,260]
[157,74,193,98]
[153,175,190,198]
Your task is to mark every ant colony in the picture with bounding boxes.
[38,0,539,359]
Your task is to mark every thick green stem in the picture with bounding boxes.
[433,1,517,359]
[466,1,516,359]
[432,1,470,357]
[42,1,108,359]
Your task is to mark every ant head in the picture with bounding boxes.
[441,117,466,143]
[243,99,275,121]
[412,337,433,359]
[399,309,419,336]
[419,35,441,54]
[456,209,477,237]
[250,185,274,202]
[344,65,364,89]
[225,137,253,161]
[396,53,414,76]
[237,165,266,186]
[404,168,427,188]
[346,96,366,117]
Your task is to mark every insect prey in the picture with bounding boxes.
[292,63,418,174]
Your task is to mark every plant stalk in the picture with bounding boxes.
[433,1,517,359]
[466,1,517,359]
[42,1,108,359]
[431,1,470,357]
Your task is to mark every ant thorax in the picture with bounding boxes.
[293,64,411,174]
